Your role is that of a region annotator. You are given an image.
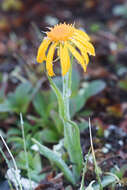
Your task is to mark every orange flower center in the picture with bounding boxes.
[47,23,75,42]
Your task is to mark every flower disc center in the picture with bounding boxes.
[47,23,74,42]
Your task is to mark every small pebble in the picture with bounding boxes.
[31,144,39,151]
[108,125,116,130]
[104,130,110,138]
[85,154,93,164]
[102,147,109,153]
[118,140,123,146]
[44,16,58,26]
[105,143,112,149]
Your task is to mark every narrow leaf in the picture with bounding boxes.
[64,120,83,181]
[32,138,75,185]
[93,175,116,190]
[48,76,65,119]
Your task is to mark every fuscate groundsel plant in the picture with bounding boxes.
[32,23,95,185]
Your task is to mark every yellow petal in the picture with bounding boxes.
[73,34,95,56]
[46,42,57,76]
[70,38,89,65]
[83,51,89,65]
[36,38,51,63]
[67,42,86,72]
[74,29,90,41]
[60,42,70,76]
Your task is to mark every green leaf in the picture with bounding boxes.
[16,151,41,170]
[33,131,44,143]
[7,137,23,149]
[32,153,42,172]
[15,81,32,96]
[16,151,37,171]
[33,92,48,118]
[52,76,62,91]
[50,111,64,135]
[16,151,44,182]
[70,80,106,117]
[16,151,29,170]
[79,110,93,117]
[93,175,116,190]
[48,76,65,119]
[70,93,86,118]
[41,129,59,143]
[32,138,75,185]
[118,80,127,91]
[7,137,23,144]
[34,90,56,117]
[78,121,89,132]
[0,102,13,112]
[7,128,21,136]
[71,67,81,95]
[65,186,73,190]
[11,82,33,113]
[28,170,45,182]
[64,120,83,181]
[83,80,106,98]
[0,82,33,114]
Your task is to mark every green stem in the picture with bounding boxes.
[63,72,71,119]
[62,55,73,119]
[20,113,32,190]
[89,118,103,190]
[62,66,83,182]
[0,134,23,190]
[48,57,83,183]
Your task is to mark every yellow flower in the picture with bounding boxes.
[36,23,95,76]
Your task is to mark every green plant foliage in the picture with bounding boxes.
[85,181,95,190]
[52,66,81,97]
[48,75,65,120]
[32,138,75,185]
[7,133,32,150]
[41,129,59,143]
[64,120,83,181]
[16,151,44,182]
[110,164,127,180]
[50,110,63,134]
[90,23,101,32]
[7,136,24,148]
[0,66,107,186]
[71,67,81,96]
[32,90,63,139]
[93,175,116,190]
[0,85,5,103]
[49,72,83,182]
[33,91,55,120]
[118,79,127,91]
[70,80,106,117]
[78,121,89,132]
[113,4,127,18]
[0,82,33,114]
[7,128,21,136]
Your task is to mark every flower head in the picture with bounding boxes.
[37,23,95,76]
